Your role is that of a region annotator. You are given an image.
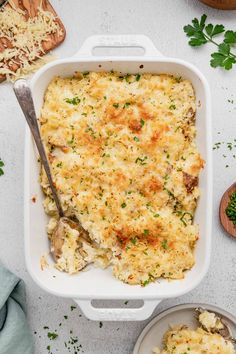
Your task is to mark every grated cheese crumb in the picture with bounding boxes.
[40,254,49,270]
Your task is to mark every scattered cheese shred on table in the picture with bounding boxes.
[0,1,62,81]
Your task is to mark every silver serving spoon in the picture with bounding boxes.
[13,79,89,261]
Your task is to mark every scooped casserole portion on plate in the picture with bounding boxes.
[153,310,235,354]
[40,71,204,286]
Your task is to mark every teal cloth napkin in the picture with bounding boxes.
[0,265,34,354]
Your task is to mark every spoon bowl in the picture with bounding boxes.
[219,182,236,238]
[196,307,236,345]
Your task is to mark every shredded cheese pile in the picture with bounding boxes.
[0,2,62,81]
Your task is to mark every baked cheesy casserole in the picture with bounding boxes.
[40,71,204,285]
[153,310,235,354]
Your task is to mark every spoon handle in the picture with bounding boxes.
[14,79,64,217]
[0,0,8,8]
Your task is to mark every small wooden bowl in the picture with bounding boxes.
[219,183,236,238]
[199,0,236,9]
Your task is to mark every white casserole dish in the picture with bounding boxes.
[25,35,212,321]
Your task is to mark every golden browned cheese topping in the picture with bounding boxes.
[40,71,204,285]
[153,311,235,354]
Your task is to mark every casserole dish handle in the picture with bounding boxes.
[73,299,161,321]
[74,34,163,57]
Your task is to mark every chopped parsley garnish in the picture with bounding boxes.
[153,213,160,218]
[123,102,131,108]
[65,96,81,105]
[124,74,131,83]
[56,162,62,168]
[225,191,236,227]
[161,239,168,250]
[70,305,76,311]
[169,104,176,110]
[0,159,4,176]
[135,73,141,81]
[85,126,96,139]
[143,229,149,235]
[47,332,58,340]
[99,321,103,328]
[124,300,129,305]
[180,212,193,226]
[175,76,182,83]
[130,236,138,245]
[133,136,139,142]
[113,103,119,108]
[164,187,175,199]
[121,202,127,208]
[135,156,147,165]
[67,134,75,145]
[140,119,145,127]
[141,279,150,287]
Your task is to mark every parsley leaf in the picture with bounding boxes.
[211,52,236,70]
[192,14,207,31]
[224,30,236,44]
[218,42,230,55]
[192,32,208,46]
[205,23,225,37]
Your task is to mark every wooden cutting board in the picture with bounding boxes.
[0,0,66,82]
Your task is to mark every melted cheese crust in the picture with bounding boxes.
[40,71,203,285]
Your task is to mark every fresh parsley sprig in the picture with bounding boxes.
[184,14,236,70]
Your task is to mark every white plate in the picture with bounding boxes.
[133,303,236,354]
